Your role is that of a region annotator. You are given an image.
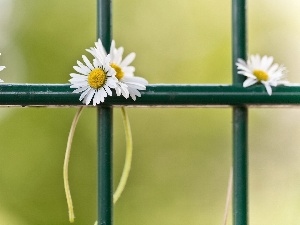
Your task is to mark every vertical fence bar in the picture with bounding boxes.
[97,0,113,224]
[232,0,248,225]
[98,107,113,225]
[97,0,112,50]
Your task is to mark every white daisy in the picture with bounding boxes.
[69,54,118,105]
[0,53,5,82]
[236,54,287,95]
[87,39,148,100]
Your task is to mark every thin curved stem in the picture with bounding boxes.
[69,106,132,225]
[113,107,133,204]
[222,167,233,225]
[63,106,84,223]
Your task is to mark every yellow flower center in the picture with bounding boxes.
[110,63,124,80]
[253,70,269,81]
[88,68,106,89]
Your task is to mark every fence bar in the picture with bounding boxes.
[233,107,248,225]
[97,0,113,224]
[98,106,113,225]
[1,84,300,106]
[232,0,248,225]
[97,0,112,51]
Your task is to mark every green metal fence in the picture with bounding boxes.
[1,0,299,224]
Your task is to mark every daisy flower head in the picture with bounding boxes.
[87,39,148,100]
[0,53,5,82]
[69,54,118,105]
[236,54,287,95]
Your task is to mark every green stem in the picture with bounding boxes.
[66,106,132,224]
[63,106,84,223]
[222,167,233,225]
[113,107,133,204]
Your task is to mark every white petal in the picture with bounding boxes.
[120,53,136,67]
[82,55,94,70]
[77,60,91,73]
[251,54,261,68]
[79,87,92,101]
[69,75,87,81]
[238,71,257,79]
[236,63,251,73]
[243,78,258,87]
[237,58,247,66]
[267,63,279,75]
[115,85,122,96]
[117,83,129,98]
[121,88,129,99]
[262,82,272,95]
[70,81,88,88]
[106,77,117,88]
[84,89,95,105]
[86,48,98,58]
[103,85,112,96]
[72,86,89,93]
[92,93,98,105]
[98,88,107,102]
[69,77,87,83]
[109,40,116,60]
[261,55,272,70]
[73,66,88,75]
[95,39,107,55]
[0,66,5,71]
[104,54,112,65]
[93,90,101,105]
[128,87,142,101]
[114,47,124,65]
[107,69,116,77]
[124,82,146,90]
[70,73,86,79]
[93,59,99,68]
[262,56,273,71]
[123,66,135,74]
[122,76,148,85]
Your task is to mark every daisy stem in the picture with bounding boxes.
[65,106,132,224]
[222,167,233,225]
[113,107,133,204]
[63,106,84,223]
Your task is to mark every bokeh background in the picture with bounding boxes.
[1,0,300,224]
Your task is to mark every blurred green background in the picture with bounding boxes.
[1,0,300,224]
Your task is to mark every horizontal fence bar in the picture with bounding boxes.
[0,84,300,106]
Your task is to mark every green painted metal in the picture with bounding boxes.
[97,0,113,224]
[233,107,248,225]
[98,106,113,225]
[232,0,248,225]
[0,1,294,224]
[97,0,111,52]
[0,84,300,106]
[232,0,247,85]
